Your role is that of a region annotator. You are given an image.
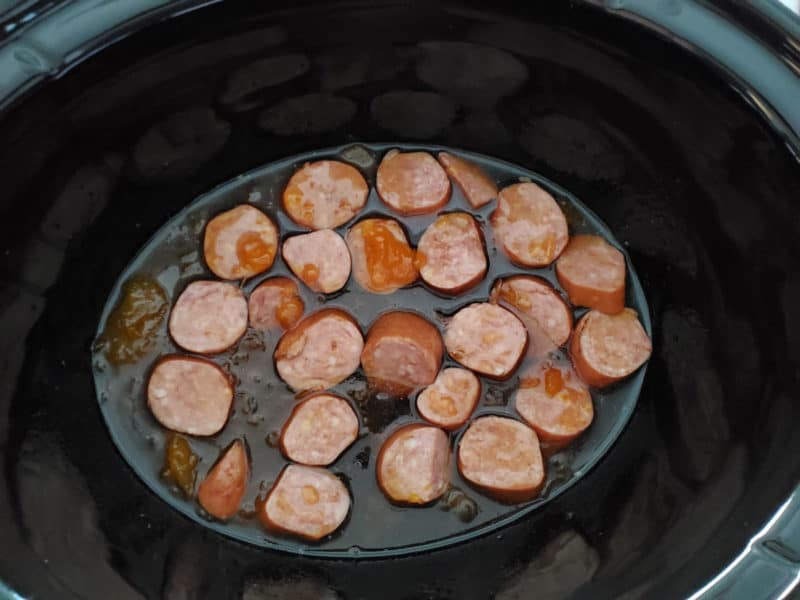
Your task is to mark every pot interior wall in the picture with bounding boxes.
[1,2,799,598]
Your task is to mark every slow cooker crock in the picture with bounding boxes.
[1,1,799,598]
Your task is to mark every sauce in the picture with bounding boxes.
[361,220,418,291]
[161,433,199,497]
[236,231,275,274]
[99,275,168,366]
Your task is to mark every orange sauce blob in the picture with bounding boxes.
[362,221,418,291]
[276,296,304,330]
[544,367,565,397]
[236,231,275,274]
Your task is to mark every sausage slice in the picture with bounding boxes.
[458,416,544,503]
[515,361,593,444]
[376,424,450,505]
[437,152,498,209]
[417,212,487,294]
[376,150,451,215]
[260,465,350,541]
[491,276,573,347]
[169,281,248,354]
[346,218,419,294]
[282,229,351,293]
[248,277,304,330]
[282,160,369,229]
[444,303,527,379]
[147,356,233,436]
[280,393,359,466]
[274,308,363,391]
[204,204,278,280]
[416,368,480,431]
[556,234,626,315]
[197,439,250,520]
[570,308,652,388]
[491,182,568,267]
[361,311,443,394]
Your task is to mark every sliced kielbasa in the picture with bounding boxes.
[491,275,572,347]
[361,311,443,394]
[376,150,450,215]
[197,439,250,520]
[437,152,498,209]
[416,368,480,431]
[204,204,278,280]
[346,218,419,294]
[457,416,544,503]
[376,424,450,505]
[282,160,368,229]
[556,234,626,315]
[490,182,568,267]
[279,393,359,466]
[515,360,593,444]
[417,212,487,294]
[444,303,527,379]
[147,356,233,436]
[169,281,248,354]
[274,308,363,391]
[282,229,351,293]
[260,465,350,541]
[570,308,652,388]
[248,277,304,330]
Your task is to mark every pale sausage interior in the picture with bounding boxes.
[94,144,652,551]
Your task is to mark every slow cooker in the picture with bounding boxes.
[1,1,799,598]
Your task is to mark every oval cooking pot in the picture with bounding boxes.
[0,1,799,598]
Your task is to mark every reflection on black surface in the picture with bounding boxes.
[132,107,231,184]
[17,433,141,599]
[242,579,340,600]
[1,1,799,598]
[370,90,456,139]
[497,530,599,600]
[220,54,310,112]
[660,307,730,483]
[414,41,528,109]
[258,93,357,136]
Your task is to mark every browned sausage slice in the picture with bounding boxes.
[169,281,248,354]
[376,150,451,215]
[556,234,626,314]
[457,416,544,503]
[416,368,480,431]
[376,424,450,505]
[361,311,443,394]
[147,356,233,436]
[490,182,568,267]
[260,465,350,541]
[570,308,652,388]
[274,308,363,391]
[346,218,419,294]
[491,276,573,347]
[444,303,527,379]
[437,152,498,208]
[515,361,593,444]
[282,160,369,229]
[197,439,250,520]
[282,230,351,293]
[417,212,487,294]
[248,277,305,330]
[279,393,359,466]
[204,204,279,280]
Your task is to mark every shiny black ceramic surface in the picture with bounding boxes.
[1,1,800,598]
